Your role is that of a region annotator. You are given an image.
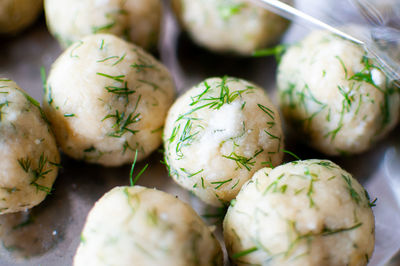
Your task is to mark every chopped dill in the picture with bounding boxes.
[99,39,105,50]
[17,154,54,194]
[223,149,264,171]
[96,72,125,83]
[211,178,233,189]
[253,44,287,62]
[96,55,119,63]
[129,150,148,186]
[312,161,336,169]
[258,104,275,120]
[304,167,318,208]
[341,174,361,204]
[263,173,285,195]
[83,146,96,153]
[232,247,258,259]
[282,149,301,161]
[137,79,160,91]
[130,58,156,73]
[175,120,199,158]
[335,56,348,79]
[150,126,164,134]
[40,67,47,95]
[92,12,116,33]
[218,2,245,20]
[102,95,141,138]
[70,41,83,58]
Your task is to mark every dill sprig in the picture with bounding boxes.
[130,58,156,73]
[137,79,160,91]
[232,247,258,259]
[40,67,47,95]
[178,77,254,121]
[223,149,264,171]
[253,44,287,62]
[96,72,125,83]
[285,219,362,257]
[304,167,318,208]
[175,120,200,158]
[218,2,245,20]
[17,154,53,194]
[129,150,148,186]
[282,149,301,161]
[0,99,11,122]
[258,104,275,120]
[211,178,233,189]
[102,95,141,138]
[70,41,83,58]
[341,174,361,204]
[263,173,286,194]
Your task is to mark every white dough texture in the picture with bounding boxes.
[44,34,175,167]
[74,186,223,266]
[278,30,400,155]
[44,0,161,49]
[172,0,292,55]
[0,79,60,214]
[224,159,375,266]
[164,77,284,206]
[0,0,42,34]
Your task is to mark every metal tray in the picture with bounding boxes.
[0,2,399,265]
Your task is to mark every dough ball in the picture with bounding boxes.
[74,186,223,266]
[224,159,375,266]
[0,0,42,34]
[0,79,60,214]
[44,0,162,49]
[172,0,292,55]
[164,77,284,206]
[44,34,175,167]
[278,30,400,155]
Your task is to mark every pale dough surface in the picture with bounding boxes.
[74,186,223,266]
[172,0,291,55]
[278,30,400,155]
[0,79,60,214]
[45,0,161,49]
[164,77,283,206]
[44,34,175,167]
[224,159,375,266]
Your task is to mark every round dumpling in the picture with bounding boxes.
[172,0,292,55]
[74,186,223,266]
[164,77,284,206]
[43,34,175,167]
[0,79,60,214]
[44,0,162,49]
[0,0,42,34]
[224,159,375,266]
[278,30,400,155]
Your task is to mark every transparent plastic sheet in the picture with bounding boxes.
[250,0,400,82]
[247,0,400,265]
[0,0,399,265]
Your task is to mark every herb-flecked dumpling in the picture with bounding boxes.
[74,186,223,266]
[172,0,292,55]
[0,0,42,34]
[44,0,162,49]
[278,30,400,155]
[223,159,375,266]
[43,34,175,167]
[163,77,284,206]
[0,79,60,214]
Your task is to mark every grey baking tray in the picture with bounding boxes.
[0,1,399,265]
